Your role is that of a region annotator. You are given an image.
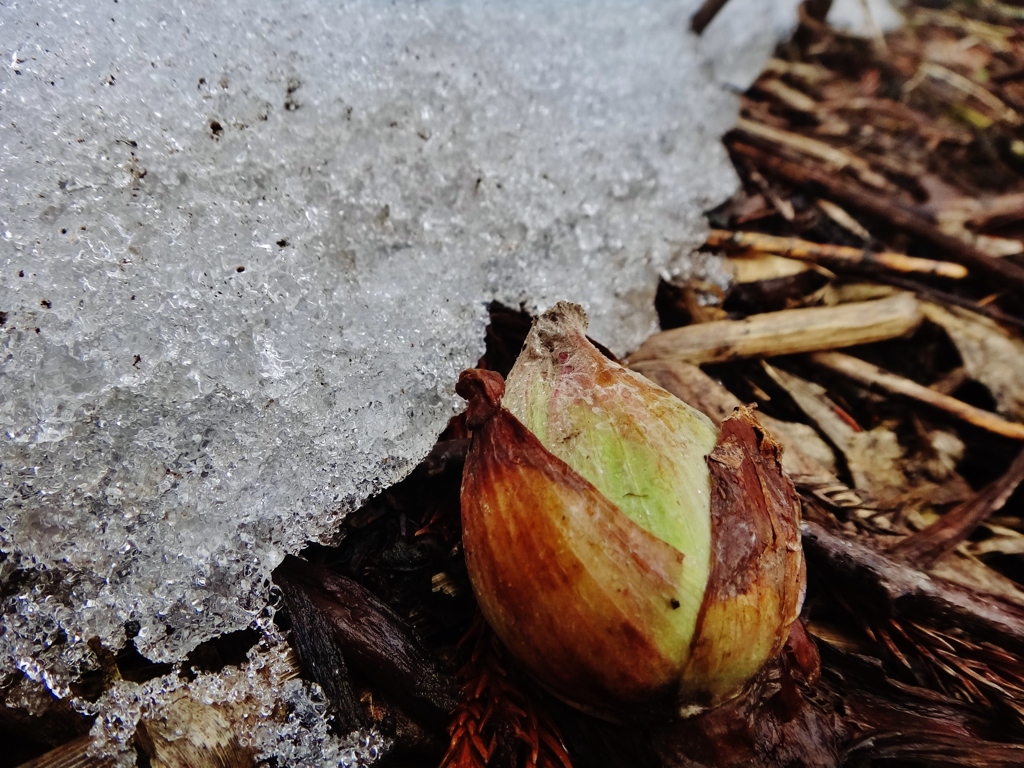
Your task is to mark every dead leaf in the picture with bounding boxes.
[847,428,908,505]
[923,303,1024,422]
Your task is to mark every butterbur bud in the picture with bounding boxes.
[456,302,804,718]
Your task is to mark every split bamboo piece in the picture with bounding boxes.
[629,293,922,365]
[810,351,1024,441]
[707,230,969,279]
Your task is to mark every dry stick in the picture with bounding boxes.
[735,118,892,190]
[728,141,1024,293]
[707,229,968,279]
[274,556,459,726]
[890,447,1024,567]
[629,293,922,365]
[802,520,1024,655]
[763,58,830,85]
[690,0,732,34]
[916,62,1022,126]
[279,574,364,731]
[809,351,1024,441]
[929,366,971,397]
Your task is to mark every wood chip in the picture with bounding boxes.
[892,448,1024,566]
[13,737,115,768]
[135,694,255,768]
[761,362,858,452]
[762,363,908,503]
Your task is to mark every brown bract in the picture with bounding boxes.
[680,406,806,710]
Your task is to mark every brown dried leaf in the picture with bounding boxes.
[845,428,907,506]
[923,303,1024,422]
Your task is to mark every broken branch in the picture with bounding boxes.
[734,118,893,191]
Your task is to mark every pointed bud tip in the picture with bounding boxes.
[456,368,505,429]
[531,301,589,351]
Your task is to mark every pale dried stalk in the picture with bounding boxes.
[727,141,1024,291]
[810,352,1024,441]
[752,78,819,113]
[763,58,830,84]
[910,8,1015,50]
[134,694,255,768]
[760,362,857,453]
[707,230,968,279]
[629,294,922,366]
